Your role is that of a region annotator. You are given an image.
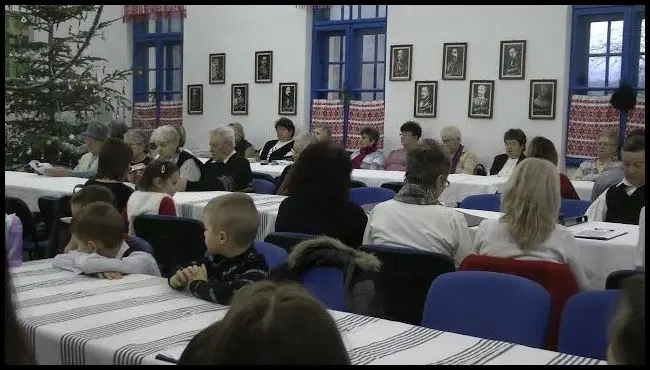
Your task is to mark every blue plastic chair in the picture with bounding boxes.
[349,187,396,206]
[422,271,551,348]
[557,290,620,360]
[125,235,154,255]
[560,199,591,219]
[302,267,346,311]
[254,241,289,270]
[458,194,501,212]
[252,179,276,194]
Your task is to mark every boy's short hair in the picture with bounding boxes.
[622,135,645,153]
[71,185,116,208]
[204,194,259,247]
[608,275,645,365]
[71,202,124,249]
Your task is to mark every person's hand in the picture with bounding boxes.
[169,270,188,289]
[98,271,123,280]
[43,167,69,177]
[176,178,188,192]
[181,264,208,284]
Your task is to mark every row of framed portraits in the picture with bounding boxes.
[209,51,274,84]
[187,82,298,116]
[389,40,527,82]
[413,79,557,120]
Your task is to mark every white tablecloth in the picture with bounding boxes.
[458,209,639,290]
[5,171,88,212]
[12,260,605,365]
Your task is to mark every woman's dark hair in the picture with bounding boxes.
[400,121,422,139]
[405,139,451,186]
[503,128,527,149]
[71,184,116,207]
[360,126,380,145]
[284,141,352,204]
[179,281,350,365]
[138,159,179,191]
[275,118,295,138]
[528,136,559,166]
[5,254,37,365]
[622,135,645,153]
[109,120,129,140]
[608,275,645,365]
[96,138,133,181]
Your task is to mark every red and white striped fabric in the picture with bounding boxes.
[625,97,646,135]
[347,100,385,150]
[132,102,157,131]
[311,99,344,146]
[159,100,183,127]
[123,5,186,23]
[566,95,620,159]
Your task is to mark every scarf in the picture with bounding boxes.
[352,144,378,169]
[393,183,441,205]
[450,145,464,174]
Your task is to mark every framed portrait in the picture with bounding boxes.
[389,44,413,81]
[529,79,557,120]
[231,83,249,115]
[467,80,495,119]
[413,81,438,118]
[441,42,467,80]
[278,82,298,116]
[187,84,203,115]
[499,40,526,80]
[208,53,226,84]
[255,50,273,83]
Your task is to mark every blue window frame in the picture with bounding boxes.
[311,5,387,143]
[132,17,183,122]
[568,5,645,166]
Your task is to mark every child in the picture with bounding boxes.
[168,193,268,304]
[61,185,116,254]
[607,275,645,365]
[126,160,178,235]
[52,202,161,277]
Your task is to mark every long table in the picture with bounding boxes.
[12,260,605,365]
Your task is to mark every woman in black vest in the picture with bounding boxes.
[150,125,202,181]
[259,118,295,162]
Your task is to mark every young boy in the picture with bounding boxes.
[61,185,116,254]
[52,202,161,277]
[168,193,269,304]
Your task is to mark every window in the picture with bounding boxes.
[5,12,32,79]
[132,17,183,118]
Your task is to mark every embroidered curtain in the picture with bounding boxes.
[123,5,186,23]
[566,95,620,159]
[346,100,385,150]
[311,99,344,146]
[625,97,646,135]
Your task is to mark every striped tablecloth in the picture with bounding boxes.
[12,260,605,365]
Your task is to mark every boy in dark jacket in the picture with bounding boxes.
[168,193,269,304]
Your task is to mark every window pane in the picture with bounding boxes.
[607,56,621,87]
[343,6,351,20]
[172,44,182,69]
[170,17,182,33]
[639,56,645,89]
[360,92,374,101]
[329,5,342,21]
[641,19,646,53]
[609,20,624,53]
[588,56,606,87]
[376,92,384,100]
[342,35,346,61]
[360,5,376,19]
[361,63,375,89]
[589,21,608,54]
[148,70,157,96]
[148,18,156,34]
[327,92,340,100]
[376,63,385,89]
[328,64,341,90]
[173,92,182,101]
[378,5,387,18]
[329,36,342,62]
[165,69,181,94]
[362,34,376,62]
[148,46,156,69]
[377,33,385,62]
[351,5,359,20]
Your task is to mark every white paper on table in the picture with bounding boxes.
[28,160,53,175]
[573,228,627,240]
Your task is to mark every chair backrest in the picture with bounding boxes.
[125,235,155,255]
[252,171,277,184]
[558,290,621,360]
[302,267,346,311]
[458,194,501,212]
[254,241,288,270]
[264,232,317,253]
[133,215,207,278]
[359,244,455,325]
[422,271,551,348]
[38,195,71,234]
[349,187,396,206]
[380,182,404,193]
[459,254,580,349]
[350,180,367,188]
[251,179,276,195]
[5,197,38,239]
[606,269,645,290]
[560,199,591,218]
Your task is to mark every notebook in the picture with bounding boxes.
[572,228,628,241]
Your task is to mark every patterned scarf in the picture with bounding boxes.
[450,145,464,174]
[351,143,378,169]
[393,183,440,205]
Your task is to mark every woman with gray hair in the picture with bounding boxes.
[229,122,256,159]
[350,126,385,170]
[275,133,319,195]
[363,139,472,266]
[440,125,478,175]
[572,129,622,181]
[150,125,202,181]
[124,129,152,184]
[313,125,332,143]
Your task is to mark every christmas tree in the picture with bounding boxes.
[5,5,131,170]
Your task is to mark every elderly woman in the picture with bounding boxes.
[229,122,256,159]
[313,125,332,143]
[363,140,472,266]
[350,126,384,170]
[150,125,202,181]
[440,125,479,175]
[275,133,319,195]
[43,122,108,178]
[528,136,580,200]
[572,129,622,181]
[472,158,590,290]
[124,129,151,184]
[490,128,527,176]
[260,118,295,161]
[384,121,421,171]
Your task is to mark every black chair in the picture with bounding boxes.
[359,244,455,325]
[42,194,72,258]
[350,180,367,188]
[605,269,645,289]
[252,172,277,184]
[5,197,48,259]
[133,215,208,278]
[38,195,71,235]
[380,182,404,193]
[264,232,317,253]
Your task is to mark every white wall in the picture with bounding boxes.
[182,5,312,152]
[385,5,572,169]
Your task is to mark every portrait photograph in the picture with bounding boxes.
[209,53,225,84]
[442,42,467,80]
[499,40,526,80]
[529,79,557,120]
[413,81,438,118]
[187,84,203,115]
[231,83,249,115]
[255,50,273,83]
[467,80,495,119]
[389,44,413,81]
[278,82,298,116]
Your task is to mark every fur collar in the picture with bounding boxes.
[288,236,381,272]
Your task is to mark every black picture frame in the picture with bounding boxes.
[413,80,438,118]
[389,44,413,81]
[467,80,495,119]
[499,40,527,80]
[209,53,226,84]
[441,42,467,80]
[278,82,298,116]
[187,84,203,115]
[231,83,249,115]
[529,79,557,120]
[255,51,273,83]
